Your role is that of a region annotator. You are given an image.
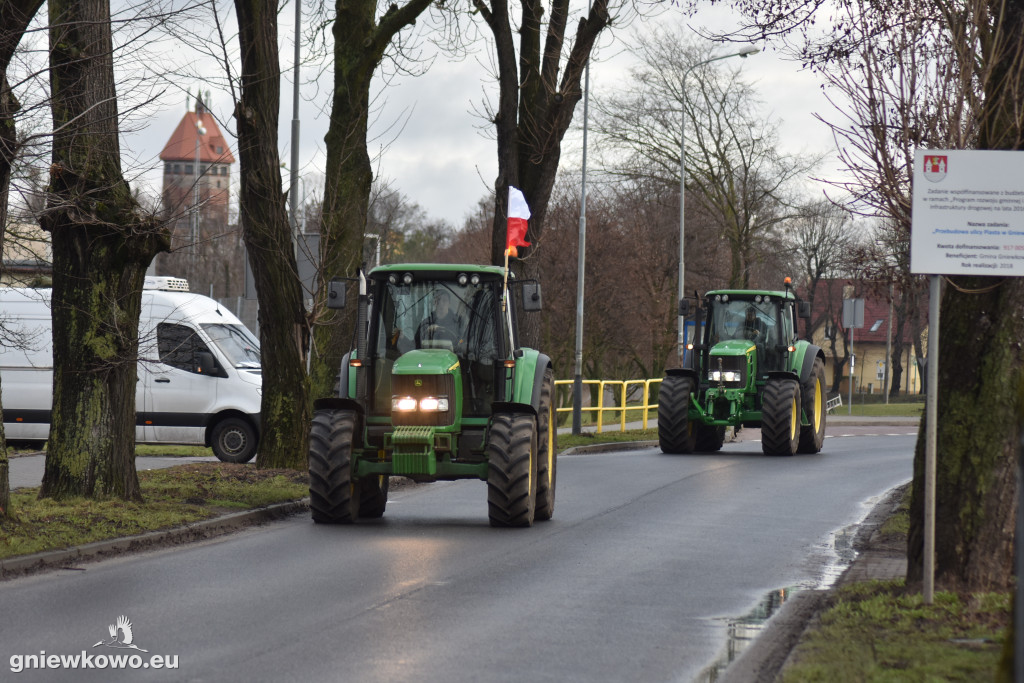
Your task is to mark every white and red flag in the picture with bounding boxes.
[506,186,532,257]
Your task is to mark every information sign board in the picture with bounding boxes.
[910,149,1024,276]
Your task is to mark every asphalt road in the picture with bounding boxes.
[0,432,914,682]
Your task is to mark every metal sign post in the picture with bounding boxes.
[842,298,864,415]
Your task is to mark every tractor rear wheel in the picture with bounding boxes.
[358,475,389,518]
[761,378,801,456]
[308,408,359,524]
[535,368,557,521]
[798,357,827,454]
[658,375,697,454]
[695,425,726,452]
[487,412,537,527]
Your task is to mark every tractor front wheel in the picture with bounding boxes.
[761,378,801,456]
[798,357,827,454]
[358,475,389,519]
[487,412,537,527]
[658,375,697,454]
[695,424,726,452]
[308,408,359,524]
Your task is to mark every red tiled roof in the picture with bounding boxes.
[809,278,926,344]
[159,111,235,164]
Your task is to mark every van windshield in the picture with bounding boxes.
[202,323,261,369]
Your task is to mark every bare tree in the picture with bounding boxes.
[39,0,170,500]
[473,0,611,290]
[0,0,45,517]
[593,29,822,289]
[788,198,861,339]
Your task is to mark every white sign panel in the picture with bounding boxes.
[910,149,1024,275]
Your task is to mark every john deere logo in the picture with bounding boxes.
[414,379,423,387]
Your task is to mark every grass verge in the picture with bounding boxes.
[780,582,1010,682]
[0,464,307,560]
[779,486,1012,682]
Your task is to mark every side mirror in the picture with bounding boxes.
[196,351,219,376]
[327,279,347,310]
[678,299,691,317]
[798,301,811,319]
[523,283,542,312]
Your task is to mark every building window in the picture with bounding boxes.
[185,164,193,174]
[216,145,223,153]
[216,181,221,188]
[221,166,228,176]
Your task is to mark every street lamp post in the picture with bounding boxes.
[677,45,759,365]
[192,117,207,281]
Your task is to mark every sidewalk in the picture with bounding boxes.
[558,413,920,435]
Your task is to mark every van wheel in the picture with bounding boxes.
[211,417,258,463]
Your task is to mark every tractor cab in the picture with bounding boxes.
[366,265,514,418]
[700,290,801,378]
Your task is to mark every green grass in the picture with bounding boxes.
[837,402,923,418]
[780,581,1010,682]
[0,464,307,560]
[557,428,657,452]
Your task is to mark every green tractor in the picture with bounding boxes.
[308,264,556,527]
[658,279,826,456]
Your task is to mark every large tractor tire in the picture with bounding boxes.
[308,408,359,524]
[535,368,557,522]
[658,375,696,454]
[694,424,726,452]
[486,412,537,527]
[358,475,389,519]
[761,378,801,456]
[798,356,827,454]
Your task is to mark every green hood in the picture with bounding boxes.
[392,349,461,376]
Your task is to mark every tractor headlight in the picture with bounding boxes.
[708,370,742,383]
[393,396,418,411]
[419,397,449,412]
[392,396,449,412]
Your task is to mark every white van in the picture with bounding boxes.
[0,277,262,463]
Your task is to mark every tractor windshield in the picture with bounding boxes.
[370,277,504,415]
[707,299,778,346]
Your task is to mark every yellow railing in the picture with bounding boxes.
[553,378,663,433]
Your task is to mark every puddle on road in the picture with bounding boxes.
[693,520,864,682]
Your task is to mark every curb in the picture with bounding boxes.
[558,441,658,456]
[0,499,310,580]
[718,483,909,682]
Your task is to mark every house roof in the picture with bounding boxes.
[159,110,235,165]
[808,278,926,345]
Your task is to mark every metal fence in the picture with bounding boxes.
[553,378,663,433]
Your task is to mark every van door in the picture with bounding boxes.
[140,322,222,445]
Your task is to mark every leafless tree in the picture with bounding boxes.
[592,28,822,289]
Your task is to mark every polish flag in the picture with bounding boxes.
[506,186,531,257]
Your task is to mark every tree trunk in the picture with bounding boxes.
[39,0,169,501]
[0,0,44,518]
[234,0,310,470]
[309,0,433,400]
[906,0,1024,592]
[478,0,610,269]
[907,278,1023,590]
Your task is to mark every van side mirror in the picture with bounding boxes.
[327,279,347,309]
[798,301,811,319]
[196,351,219,376]
[678,299,691,317]
[522,283,542,312]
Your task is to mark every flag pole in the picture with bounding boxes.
[502,247,510,313]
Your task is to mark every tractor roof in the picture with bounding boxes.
[705,288,795,300]
[369,263,507,280]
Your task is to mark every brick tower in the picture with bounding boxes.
[157,93,237,293]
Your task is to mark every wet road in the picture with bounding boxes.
[0,433,913,682]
